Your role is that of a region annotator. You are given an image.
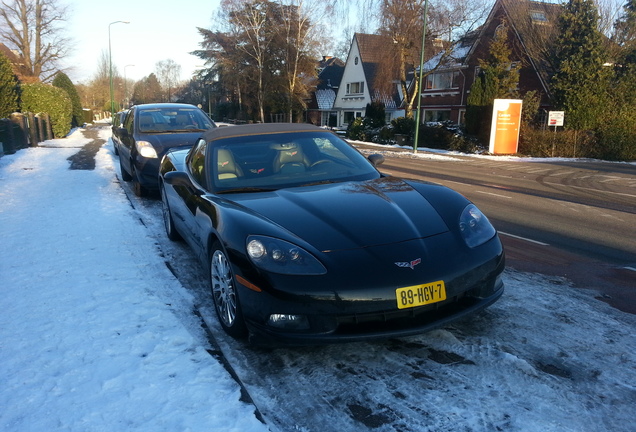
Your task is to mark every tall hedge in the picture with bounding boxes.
[0,52,20,119]
[52,72,84,127]
[21,83,72,138]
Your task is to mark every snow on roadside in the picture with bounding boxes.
[0,129,268,432]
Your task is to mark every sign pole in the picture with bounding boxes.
[547,111,564,158]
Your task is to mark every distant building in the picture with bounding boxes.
[331,33,405,128]
[416,0,562,124]
[306,56,345,127]
[0,43,32,82]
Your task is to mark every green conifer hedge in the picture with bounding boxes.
[21,83,72,138]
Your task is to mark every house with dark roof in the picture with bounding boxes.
[417,0,562,125]
[331,33,405,128]
[306,56,345,127]
[0,43,32,82]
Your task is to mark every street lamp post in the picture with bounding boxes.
[124,64,135,108]
[109,20,130,121]
[413,0,430,154]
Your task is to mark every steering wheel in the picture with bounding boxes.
[310,159,334,169]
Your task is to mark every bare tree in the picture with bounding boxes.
[0,0,71,82]
[377,0,489,117]
[223,0,273,123]
[155,59,182,102]
[277,0,328,121]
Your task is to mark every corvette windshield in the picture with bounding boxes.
[211,131,380,192]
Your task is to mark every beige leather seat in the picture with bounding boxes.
[217,149,243,180]
[273,143,309,174]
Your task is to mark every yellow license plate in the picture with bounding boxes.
[396,281,446,309]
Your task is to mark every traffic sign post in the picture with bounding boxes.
[548,111,565,157]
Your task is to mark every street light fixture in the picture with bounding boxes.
[413,0,430,154]
[109,20,130,121]
[124,64,135,108]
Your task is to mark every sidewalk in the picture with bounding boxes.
[0,126,268,431]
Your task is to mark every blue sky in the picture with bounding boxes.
[65,0,222,84]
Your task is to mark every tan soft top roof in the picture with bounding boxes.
[202,123,325,142]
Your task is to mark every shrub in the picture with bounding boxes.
[0,52,20,119]
[83,108,94,124]
[52,72,84,127]
[518,128,597,158]
[391,117,415,137]
[595,113,636,161]
[364,102,386,129]
[21,83,72,138]
[346,117,365,140]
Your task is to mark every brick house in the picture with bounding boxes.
[417,0,562,125]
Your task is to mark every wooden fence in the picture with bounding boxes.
[0,112,54,157]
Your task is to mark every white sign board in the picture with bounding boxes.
[548,111,565,127]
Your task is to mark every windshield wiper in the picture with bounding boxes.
[169,128,207,132]
[299,179,340,187]
[218,187,276,194]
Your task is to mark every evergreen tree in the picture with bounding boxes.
[614,0,636,64]
[551,0,608,130]
[0,52,20,118]
[52,72,83,127]
[465,19,519,139]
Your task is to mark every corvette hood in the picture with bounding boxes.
[231,177,449,252]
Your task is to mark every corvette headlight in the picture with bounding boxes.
[136,140,158,158]
[247,236,326,275]
[459,204,496,248]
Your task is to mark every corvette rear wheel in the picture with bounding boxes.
[210,242,247,338]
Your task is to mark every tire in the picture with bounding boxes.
[119,156,132,181]
[131,164,148,197]
[161,184,182,241]
[210,242,247,338]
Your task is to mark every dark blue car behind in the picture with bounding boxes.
[116,103,216,196]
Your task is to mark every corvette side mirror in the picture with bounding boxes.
[163,171,192,187]
[368,154,385,167]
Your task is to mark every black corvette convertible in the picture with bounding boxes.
[159,123,505,344]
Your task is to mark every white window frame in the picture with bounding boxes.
[425,71,460,90]
[346,82,365,95]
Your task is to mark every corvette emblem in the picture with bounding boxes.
[395,258,421,270]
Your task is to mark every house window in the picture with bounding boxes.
[530,11,547,22]
[425,71,460,90]
[343,111,362,124]
[458,109,466,126]
[424,110,451,123]
[346,82,365,95]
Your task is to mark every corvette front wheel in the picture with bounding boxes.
[210,242,247,339]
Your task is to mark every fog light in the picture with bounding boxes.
[268,314,310,330]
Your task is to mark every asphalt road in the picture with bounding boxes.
[355,144,636,314]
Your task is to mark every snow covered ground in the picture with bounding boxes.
[1,126,635,432]
[0,127,267,432]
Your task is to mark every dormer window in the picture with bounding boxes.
[530,11,547,22]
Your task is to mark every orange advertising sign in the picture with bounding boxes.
[489,99,523,154]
